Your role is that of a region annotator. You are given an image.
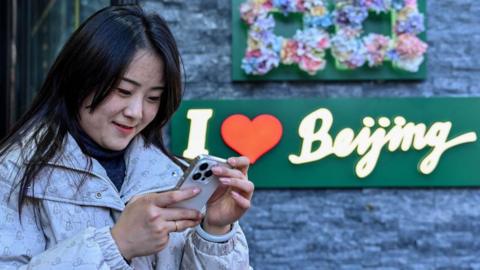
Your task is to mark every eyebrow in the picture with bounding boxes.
[121,77,165,90]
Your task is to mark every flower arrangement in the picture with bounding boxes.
[239,0,427,75]
[363,33,391,67]
[281,28,331,75]
[389,1,428,71]
[240,0,332,75]
[330,28,366,69]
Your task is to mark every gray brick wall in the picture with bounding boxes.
[145,1,480,269]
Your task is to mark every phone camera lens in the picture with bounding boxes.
[199,163,209,171]
[193,173,202,180]
[205,170,213,177]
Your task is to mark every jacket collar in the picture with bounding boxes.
[27,133,183,209]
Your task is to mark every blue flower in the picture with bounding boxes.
[368,0,392,14]
[273,0,297,15]
[392,0,405,10]
[395,13,425,35]
[303,14,333,28]
[349,52,366,67]
[241,58,256,74]
[252,14,276,31]
[333,5,368,29]
[386,49,400,61]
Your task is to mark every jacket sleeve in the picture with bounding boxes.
[178,224,252,270]
[0,181,132,270]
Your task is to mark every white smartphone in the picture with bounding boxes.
[169,154,230,213]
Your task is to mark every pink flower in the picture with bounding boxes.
[396,34,427,58]
[296,0,305,12]
[240,2,266,25]
[299,55,325,75]
[404,0,417,8]
[317,37,330,49]
[262,0,273,9]
[281,40,301,64]
[246,49,262,58]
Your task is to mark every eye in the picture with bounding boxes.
[116,88,132,96]
[148,96,161,102]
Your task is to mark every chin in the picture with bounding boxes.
[104,141,130,151]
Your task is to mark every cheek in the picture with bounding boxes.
[101,102,124,122]
[79,96,119,131]
[84,108,116,132]
[80,108,96,127]
[84,113,104,130]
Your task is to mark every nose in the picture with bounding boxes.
[123,97,143,120]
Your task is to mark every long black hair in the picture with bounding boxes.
[0,5,184,216]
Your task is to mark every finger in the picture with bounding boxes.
[208,184,229,203]
[212,166,245,179]
[157,208,202,221]
[152,188,200,207]
[228,156,250,175]
[128,194,142,204]
[219,178,254,197]
[169,219,202,233]
[231,190,251,209]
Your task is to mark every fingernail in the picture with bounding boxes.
[228,158,236,165]
[192,188,200,194]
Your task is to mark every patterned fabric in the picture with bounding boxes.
[0,134,251,269]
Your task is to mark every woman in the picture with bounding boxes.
[0,5,253,270]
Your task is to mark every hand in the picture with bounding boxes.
[111,189,203,260]
[203,156,254,234]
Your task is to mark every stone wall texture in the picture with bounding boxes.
[144,1,480,269]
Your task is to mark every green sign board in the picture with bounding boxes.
[171,98,480,188]
[232,0,428,81]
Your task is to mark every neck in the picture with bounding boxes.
[77,128,126,160]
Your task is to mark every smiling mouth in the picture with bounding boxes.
[113,122,135,129]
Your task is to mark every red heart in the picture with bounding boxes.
[221,114,283,164]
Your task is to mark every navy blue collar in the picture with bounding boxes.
[77,128,126,161]
[76,128,127,192]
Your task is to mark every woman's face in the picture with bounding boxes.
[79,50,165,151]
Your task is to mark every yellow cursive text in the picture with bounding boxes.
[288,108,477,178]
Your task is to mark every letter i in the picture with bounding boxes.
[183,109,213,159]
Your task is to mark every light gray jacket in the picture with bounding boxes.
[0,134,250,269]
